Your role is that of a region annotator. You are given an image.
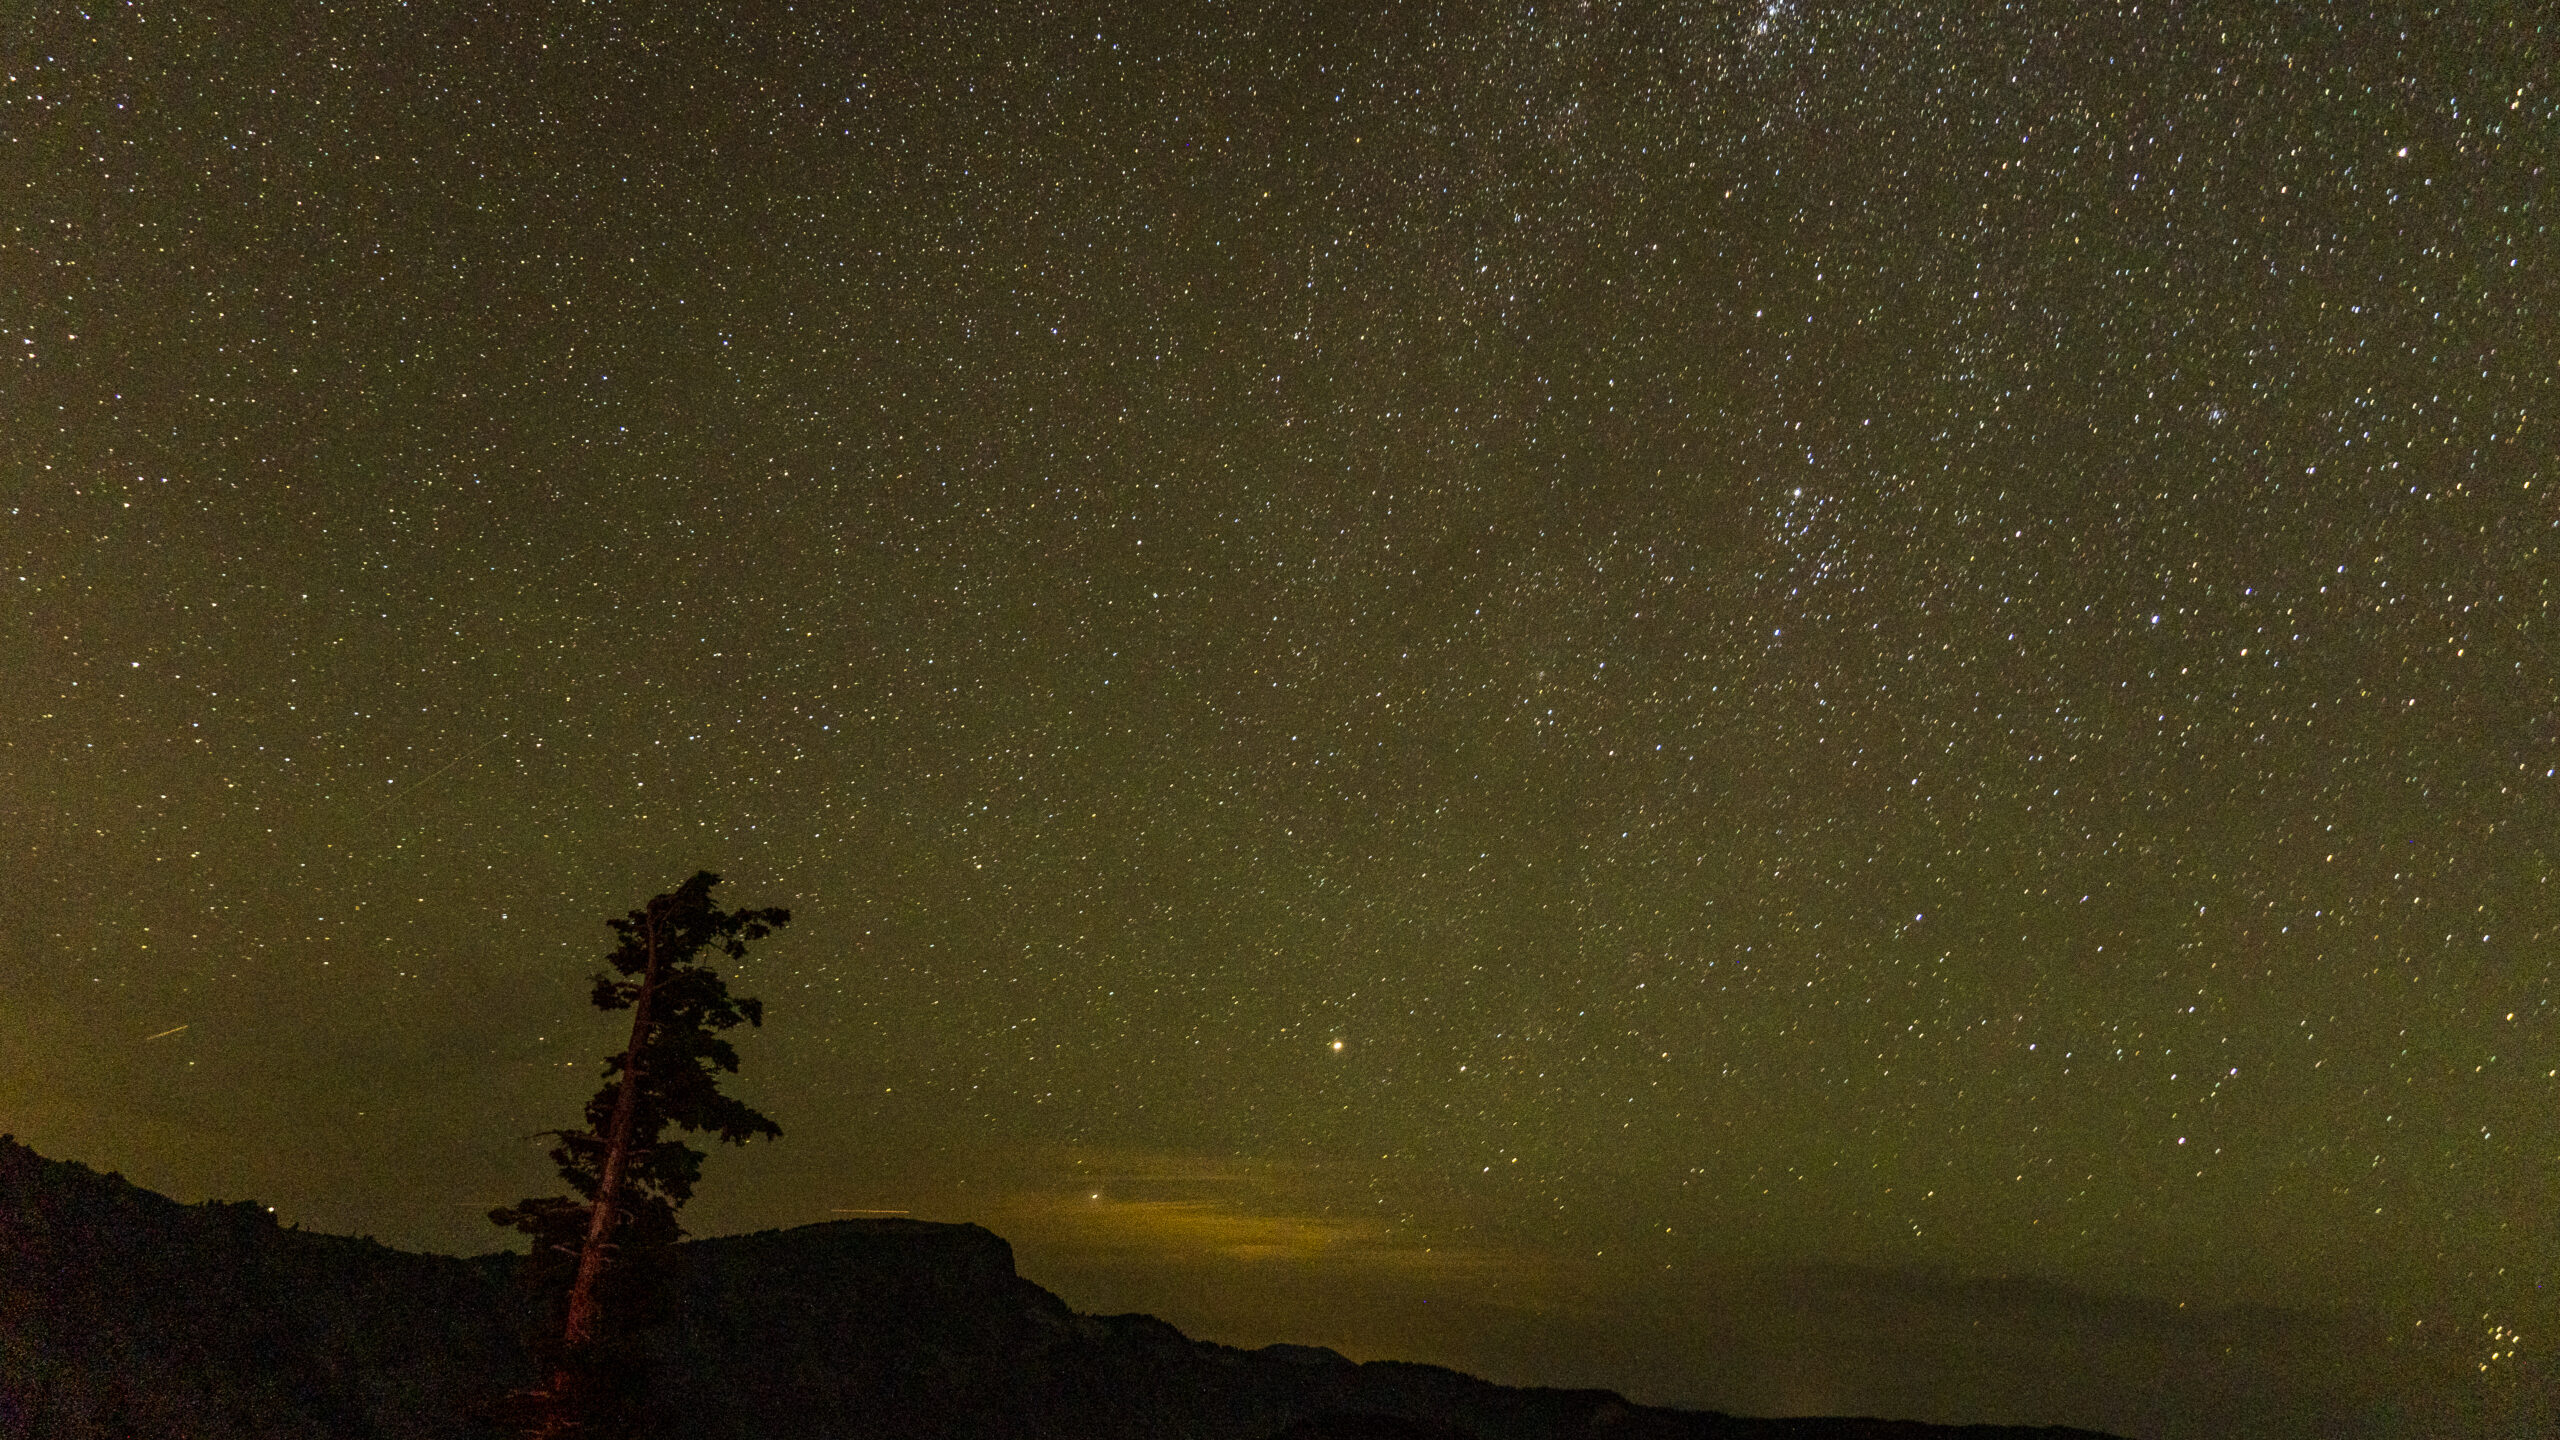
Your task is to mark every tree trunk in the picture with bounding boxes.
[558,905,663,1352]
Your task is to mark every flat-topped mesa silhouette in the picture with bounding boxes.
[0,1137,2125,1440]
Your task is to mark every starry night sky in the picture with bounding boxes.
[4,3,2553,1434]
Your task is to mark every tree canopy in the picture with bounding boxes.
[488,870,788,1438]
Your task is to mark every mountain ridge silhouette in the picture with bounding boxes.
[0,1136,2125,1439]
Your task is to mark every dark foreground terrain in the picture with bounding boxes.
[0,1138,2119,1439]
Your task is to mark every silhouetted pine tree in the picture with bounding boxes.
[488,871,789,1439]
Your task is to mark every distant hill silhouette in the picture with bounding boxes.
[0,1137,2125,1439]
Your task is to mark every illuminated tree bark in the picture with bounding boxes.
[559,911,662,1354]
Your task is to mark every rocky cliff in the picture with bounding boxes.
[0,1138,2120,1440]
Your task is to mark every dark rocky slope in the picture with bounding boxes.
[0,1138,2120,1440]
